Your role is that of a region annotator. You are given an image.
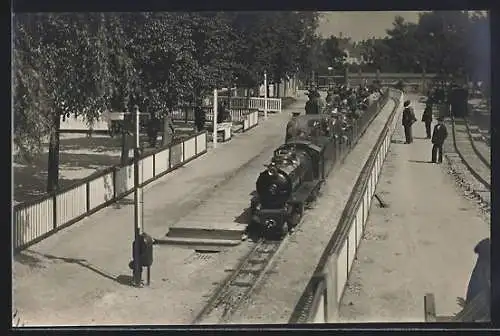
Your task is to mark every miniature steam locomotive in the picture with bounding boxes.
[249,90,380,239]
[250,114,341,239]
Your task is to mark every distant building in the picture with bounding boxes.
[343,48,362,65]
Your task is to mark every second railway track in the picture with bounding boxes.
[450,116,491,191]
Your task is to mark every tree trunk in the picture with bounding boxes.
[276,82,281,98]
[46,114,61,193]
[120,131,129,165]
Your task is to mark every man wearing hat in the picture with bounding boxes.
[305,90,319,115]
[402,100,417,143]
[285,111,302,142]
[431,115,448,163]
[421,100,434,138]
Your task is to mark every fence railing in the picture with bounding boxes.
[289,89,404,323]
[171,106,262,124]
[243,109,259,131]
[13,132,208,252]
[206,96,282,113]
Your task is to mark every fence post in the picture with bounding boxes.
[195,132,198,154]
[53,193,57,230]
[152,152,156,177]
[168,142,172,170]
[86,181,90,213]
[264,71,268,119]
[182,139,186,162]
[112,167,117,201]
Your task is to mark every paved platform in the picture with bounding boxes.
[13,94,308,326]
[337,100,490,322]
[227,94,400,324]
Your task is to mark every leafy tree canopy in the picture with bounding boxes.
[13,11,320,160]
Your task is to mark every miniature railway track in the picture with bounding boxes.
[192,238,285,325]
[463,117,491,163]
[451,116,491,191]
[191,146,349,325]
[191,127,356,325]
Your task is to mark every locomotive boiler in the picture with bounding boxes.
[251,125,338,239]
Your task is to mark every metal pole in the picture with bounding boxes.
[264,71,268,119]
[213,88,218,148]
[133,106,143,287]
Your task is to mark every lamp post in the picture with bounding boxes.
[132,105,143,287]
[213,88,218,148]
[327,66,334,90]
[264,71,268,119]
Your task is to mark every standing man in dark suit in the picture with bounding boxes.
[402,100,417,144]
[431,116,448,163]
[194,97,206,132]
[305,91,319,115]
[147,111,161,148]
[421,100,434,138]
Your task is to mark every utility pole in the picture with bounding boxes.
[212,88,218,148]
[264,71,268,119]
[132,105,143,287]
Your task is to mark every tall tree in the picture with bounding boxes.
[13,13,110,192]
[322,35,347,72]
[189,12,238,97]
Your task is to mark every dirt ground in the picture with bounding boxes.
[338,101,490,323]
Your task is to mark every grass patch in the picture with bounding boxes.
[13,131,196,204]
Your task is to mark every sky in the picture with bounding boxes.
[316,11,425,42]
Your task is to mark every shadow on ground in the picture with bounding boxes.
[15,249,135,287]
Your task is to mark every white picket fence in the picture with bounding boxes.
[205,97,282,113]
[60,97,282,132]
[13,132,208,251]
[16,94,282,251]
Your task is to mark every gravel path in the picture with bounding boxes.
[338,101,490,323]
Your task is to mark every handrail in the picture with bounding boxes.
[289,88,403,323]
